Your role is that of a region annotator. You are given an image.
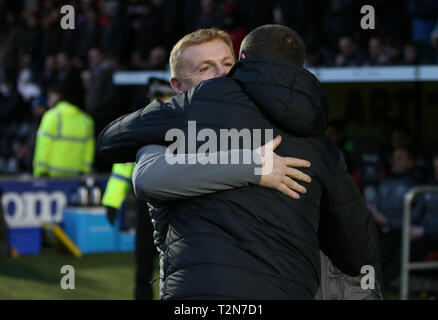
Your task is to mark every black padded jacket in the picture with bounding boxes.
[97,58,380,299]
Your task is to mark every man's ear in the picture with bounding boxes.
[170,77,182,94]
[240,53,246,59]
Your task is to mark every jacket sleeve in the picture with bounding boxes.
[132,145,261,202]
[102,163,135,209]
[319,152,380,277]
[33,111,57,177]
[96,93,188,164]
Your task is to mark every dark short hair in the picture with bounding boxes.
[239,24,306,66]
[47,82,78,107]
[47,83,65,98]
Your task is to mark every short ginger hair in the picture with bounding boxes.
[169,28,235,79]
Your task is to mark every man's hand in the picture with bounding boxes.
[105,206,118,226]
[255,135,311,199]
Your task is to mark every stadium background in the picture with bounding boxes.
[1,0,438,300]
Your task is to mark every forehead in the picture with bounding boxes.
[180,39,234,69]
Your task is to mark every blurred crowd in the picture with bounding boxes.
[1,0,438,175]
[326,118,438,291]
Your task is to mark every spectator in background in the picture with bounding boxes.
[22,7,41,69]
[17,53,42,103]
[368,146,426,290]
[130,46,168,71]
[273,0,324,45]
[0,73,25,124]
[379,122,414,179]
[403,42,419,65]
[197,0,224,29]
[40,54,57,90]
[0,73,28,174]
[305,41,334,67]
[408,0,438,63]
[182,0,202,34]
[33,83,94,178]
[381,37,404,65]
[31,96,48,123]
[76,2,101,63]
[379,121,429,183]
[375,0,411,46]
[323,0,360,53]
[158,0,186,49]
[84,46,125,172]
[54,51,84,108]
[130,49,148,70]
[85,47,116,133]
[146,46,168,70]
[392,124,413,150]
[27,96,48,154]
[0,11,22,81]
[335,35,366,67]
[232,0,273,33]
[100,0,125,62]
[366,37,386,66]
[129,0,163,60]
[411,152,438,260]
[430,19,438,63]
[40,0,62,60]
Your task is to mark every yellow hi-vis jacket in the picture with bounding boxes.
[33,100,95,177]
[101,163,135,210]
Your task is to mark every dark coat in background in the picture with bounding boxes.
[374,170,424,230]
[98,58,379,299]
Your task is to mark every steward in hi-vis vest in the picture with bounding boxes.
[101,162,135,216]
[33,85,94,178]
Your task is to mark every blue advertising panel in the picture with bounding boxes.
[0,176,109,228]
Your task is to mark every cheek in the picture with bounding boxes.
[180,78,197,91]
[198,73,216,82]
[185,74,215,89]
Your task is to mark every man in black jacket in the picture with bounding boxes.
[98,25,379,299]
[369,146,437,290]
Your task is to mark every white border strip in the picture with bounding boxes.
[113,71,171,85]
[306,66,418,83]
